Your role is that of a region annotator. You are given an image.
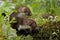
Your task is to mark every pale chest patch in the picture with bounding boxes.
[18,25,31,31]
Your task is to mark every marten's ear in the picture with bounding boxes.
[9,12,17,21]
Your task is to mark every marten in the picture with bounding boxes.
[9,6,38,36]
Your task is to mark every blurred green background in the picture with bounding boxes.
[0,0,60,40]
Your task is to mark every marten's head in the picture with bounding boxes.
[17,6,32,16]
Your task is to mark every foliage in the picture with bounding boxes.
[0,0,60,40]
